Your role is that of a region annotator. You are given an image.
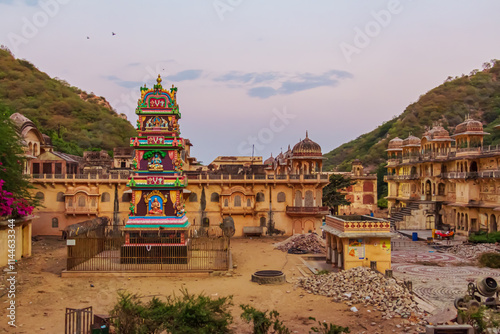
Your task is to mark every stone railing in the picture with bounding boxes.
[286,206,329,215]
[384,174,419,181]
[325,215,391,233]
[31,173,131,182]
[185,173,329,183]
[65,206,98,215]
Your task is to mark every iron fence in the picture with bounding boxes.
[67,236,230,272]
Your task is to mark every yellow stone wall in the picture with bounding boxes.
[30,183,131,235]
[0,219,32,267]
[342,237,392,273]
[185,183,323,237]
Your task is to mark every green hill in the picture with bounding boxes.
[323,60,500,172]
[0,47,136,156]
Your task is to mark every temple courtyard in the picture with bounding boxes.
[1,235,499,333]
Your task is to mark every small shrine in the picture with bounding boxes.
[121,75,189,263]
[322,215,396,273]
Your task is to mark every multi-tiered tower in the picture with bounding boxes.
[121,75,189,263]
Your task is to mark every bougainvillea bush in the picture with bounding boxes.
[0,178,33,218]
[0,102,36,219]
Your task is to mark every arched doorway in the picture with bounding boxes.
[470,161,478,172]
[491,214,497,232]
[465,214,468,231]
[293,220,302,234]
[425,180,432,201]
[304,220,314,233]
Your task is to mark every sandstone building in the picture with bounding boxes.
[385,118,500,235]
[12,113,331,236]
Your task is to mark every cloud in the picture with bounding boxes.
[214,71,278,84]
[278,70,352,95]
[248,87,277,98]
[167,69,203,81]
[215,69,353,99]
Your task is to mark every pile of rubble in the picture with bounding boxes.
[274,233,325,254]
[297,267,427,322]
[445,243,500,260]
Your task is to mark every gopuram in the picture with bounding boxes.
[121,75,189,263]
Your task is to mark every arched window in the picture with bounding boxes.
[246,198,251,207]
[189,193,198,202]
[210,192,219,202]
[202,217,210,227]
[35,192,45,203]
[277,192,286,202]
[294,190,302,207]
[101,192,110,202]
[438,183,445,196]
[234,195,241,207]
[52,217,58,228]
[305,190,314,207]
[56,192,65,202]
[121,193,132,202]
[256,192,265,202]
[91,198,97,207]
[224,199,228,207]
[78,195,86,207]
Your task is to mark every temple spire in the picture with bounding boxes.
[306,130,308,138]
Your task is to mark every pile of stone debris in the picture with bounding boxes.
[297,267,427,324]
[445,243,500,260]
[274,233,326,254]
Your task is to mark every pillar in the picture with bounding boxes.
[326,233,331,263]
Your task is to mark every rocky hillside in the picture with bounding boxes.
[323,60,500,172]
[0,47,136,156]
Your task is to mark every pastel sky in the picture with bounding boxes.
[1,0,500,165]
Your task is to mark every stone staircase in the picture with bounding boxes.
[389,201,420,229]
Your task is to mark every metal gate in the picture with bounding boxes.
[65,306,92,334]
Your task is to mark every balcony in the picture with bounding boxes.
[439,172,498,179]
[65,206,98,215]
[220,206,255,215]
[286,206,329,217]
[384,174,420,181]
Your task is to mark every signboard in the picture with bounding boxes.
[66,239,76,246]
[348,239,365,259]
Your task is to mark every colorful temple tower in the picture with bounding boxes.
[121,75,189,263]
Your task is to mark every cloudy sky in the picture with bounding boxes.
[1,0,500,165]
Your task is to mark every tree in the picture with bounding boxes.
[0,102,35,217]
[322,174,355,214]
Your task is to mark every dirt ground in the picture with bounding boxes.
[0,236,424,334]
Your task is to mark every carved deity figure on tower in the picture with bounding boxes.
[148,153,163,171]
[148,197,163,215]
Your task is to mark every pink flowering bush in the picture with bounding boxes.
[0,179,33,218]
